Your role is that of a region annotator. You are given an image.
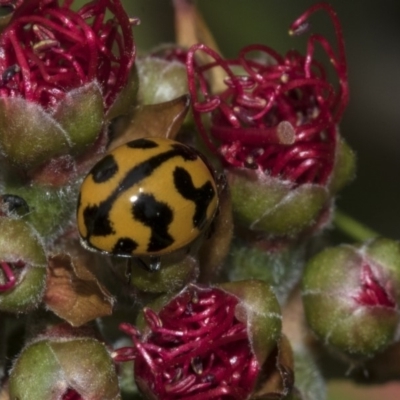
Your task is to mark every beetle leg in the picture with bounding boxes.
[136,257,161,272]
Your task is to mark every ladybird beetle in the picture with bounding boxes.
[77,137,219,269]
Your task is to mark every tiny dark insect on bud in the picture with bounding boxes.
[0,194,30,217]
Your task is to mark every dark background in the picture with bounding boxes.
[124,0,400,241]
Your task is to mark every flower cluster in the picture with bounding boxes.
[0,1,399,400]
[118,285,261,399]
[0,0,136,111]
[187,3,348,186]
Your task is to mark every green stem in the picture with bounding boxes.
[333,209,379,242]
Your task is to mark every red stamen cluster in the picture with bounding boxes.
[0,0,136,111]
[117,285,259,400]
[354,264,395,308]
[0,260,25,291]
[186,3,348,185]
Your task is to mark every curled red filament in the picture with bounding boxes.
[186,2,348,186]
[0,260,25,291]
[0,0,136,111]
[118,286,260,400]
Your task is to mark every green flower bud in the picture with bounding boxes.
[218,280,282,365]
[136,56,189,105]
[9,325,121,400]
[2,183,76,239]
[302,238,400,359]
[0,97,72,170]
[105,67,139,122]
[129,255,199,294]
[227,238,306,304]
[0,82,106,172]
[52,82,104,155]
[0,218,46,312]
[227,168,329,237]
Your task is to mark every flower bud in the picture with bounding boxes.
[2,184,76,239]
[129,255,199,294]
[0,0,137,172]
[302,238,400,359]
[118,281,281,399]
[136,56,189,105]
[9,324,120,400]
[227,169,330,237]
[186,4,355,238]
[0,217,46,312]
[227,238,306,304]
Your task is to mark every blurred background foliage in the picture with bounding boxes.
[80,1,400,398]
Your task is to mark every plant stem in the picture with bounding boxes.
[333,209,379,242]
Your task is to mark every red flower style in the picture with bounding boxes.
[186,2,348,186]
[353,264,395,309]
[0,260,24,292]
[117,285,260,400]
[0,0,136,111]
[62,389,82,400]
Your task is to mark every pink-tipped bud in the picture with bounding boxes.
[302,238,400,360]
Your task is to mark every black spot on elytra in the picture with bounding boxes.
[126,138,159,149]
[113,237,138,255]
[173,167,216,229]
[132,193,174,252]
[90,154,118,183]
[83,204,114,236]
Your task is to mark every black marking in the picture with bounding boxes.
[83,204,114,236]
[1,64,20,85]
[83,145,195,246]
[126,138,159,149]
[90,154,118,183]
[132,193,174,252]
[1,194,29,216]
[113,237,138,255]
[173,167,216,230]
